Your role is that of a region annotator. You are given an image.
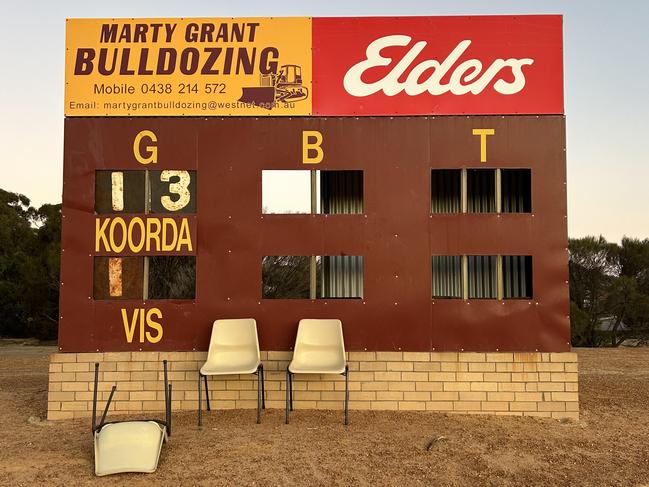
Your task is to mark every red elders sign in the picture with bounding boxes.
[312,15,564,115]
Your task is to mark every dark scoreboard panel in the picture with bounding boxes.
[60,116,569,352]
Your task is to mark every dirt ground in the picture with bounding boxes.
[1,343,649,486]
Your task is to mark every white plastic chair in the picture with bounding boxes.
[286,319,349,425]
[92,361,172,476]
[198,318,264,425]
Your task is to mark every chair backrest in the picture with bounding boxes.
[294,319,345,356]
[206,318,260,360]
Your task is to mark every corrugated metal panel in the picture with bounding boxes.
[467,169,496,213]
[322,255,363,298]
[501,169,531,213]
[431,256,462,298]
[468,255,497,299]
[503,255,533,298]
[320,170,363,214]
[431,170,461,213]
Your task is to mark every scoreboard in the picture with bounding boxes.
[60,15,569,353]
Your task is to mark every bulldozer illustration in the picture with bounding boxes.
[239,64,309,108]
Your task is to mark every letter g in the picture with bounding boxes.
[133,130,158,165]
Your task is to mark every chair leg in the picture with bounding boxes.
[344,366,349,426]
[285,368,290,424]
[204,374,211,411]
[260,365,266,409]
[198,372,202,427]
[289,370,294,411]
[256,366,261,424]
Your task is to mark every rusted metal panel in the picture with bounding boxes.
[60,116,569,352]
[93,256,144,300]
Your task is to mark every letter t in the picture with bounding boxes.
[472,128,495,163]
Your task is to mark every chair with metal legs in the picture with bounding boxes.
[285,319,349,425]
[92,360,172,476]
[198,318,265,426]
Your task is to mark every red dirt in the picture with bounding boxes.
[1,343,649,486]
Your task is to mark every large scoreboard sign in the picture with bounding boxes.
[60,15,568,354]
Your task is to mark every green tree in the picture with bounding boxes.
[569,236,617,346]
[29,203,62,338]
[262,256,322,299]
[0,189,61,339]
[569,300,592,347]
[569,236,649,346]
[606,238,649,345]
[262,256,312,299]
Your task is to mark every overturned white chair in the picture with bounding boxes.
[198,318,265,426]
[286,319,349,425]
[92,360,172,476]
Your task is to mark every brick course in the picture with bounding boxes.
[47,351,579,421]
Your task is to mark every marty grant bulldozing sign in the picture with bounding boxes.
[65,17,312,116]
[65,16,563,116]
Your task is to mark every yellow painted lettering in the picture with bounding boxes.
[121,308,138,343]
[109,217,127,253]
[145,308,163,344]
[162,218,177,252]
[176,218,193,251]
[139,308,145,343]
[146,218,161,252]
[95,218,110,252]
[127,217,145,253]
[472,128,495,163]
[302,130,324,164]
[133,130,158,165]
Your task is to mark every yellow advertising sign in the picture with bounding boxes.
[65,18,312,116]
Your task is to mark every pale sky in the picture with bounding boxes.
[0,0,647,241]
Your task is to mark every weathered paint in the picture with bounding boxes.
[60,116,569,352]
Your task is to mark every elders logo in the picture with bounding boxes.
[343,35,534,97]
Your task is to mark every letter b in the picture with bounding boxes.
[302,130,323,164]
[74,48,95,75]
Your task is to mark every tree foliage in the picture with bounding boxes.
[262,256,322,299]
[569,236,649,346]
[0,189,60,339]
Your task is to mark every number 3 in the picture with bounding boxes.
[160,170,191,211]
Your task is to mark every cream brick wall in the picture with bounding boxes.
[47,351,579,421]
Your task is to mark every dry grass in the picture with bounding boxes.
[1,342,649,486]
